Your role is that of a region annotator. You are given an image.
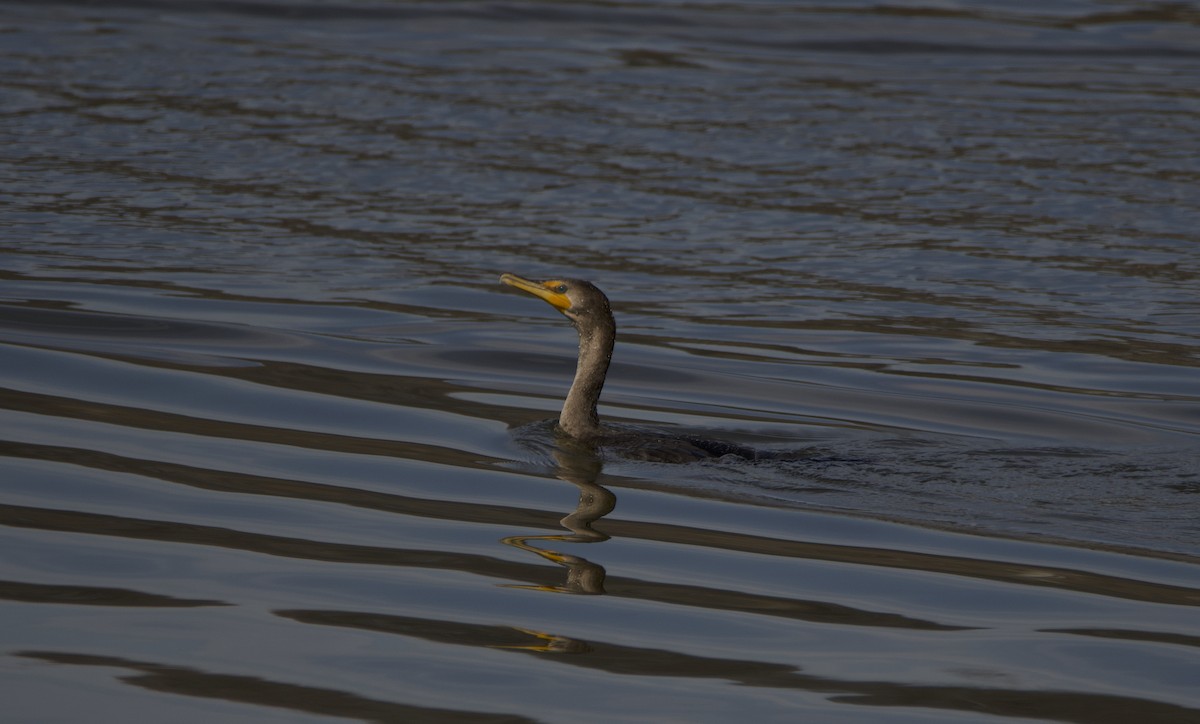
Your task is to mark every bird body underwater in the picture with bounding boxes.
[500,273,759,462]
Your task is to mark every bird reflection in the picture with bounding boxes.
[500,443,615,595]
[492,626,592,654]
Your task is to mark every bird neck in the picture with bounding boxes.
[560,316,615,439]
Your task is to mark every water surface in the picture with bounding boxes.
[2,1,1198,722]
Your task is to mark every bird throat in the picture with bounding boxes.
[559,319,614,438]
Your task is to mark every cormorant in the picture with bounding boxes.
[500,273,758,462]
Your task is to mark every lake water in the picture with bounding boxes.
[2,1,1198,721]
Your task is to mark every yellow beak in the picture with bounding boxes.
[500,273,572,312]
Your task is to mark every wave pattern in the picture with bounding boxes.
[2,1,1199,722]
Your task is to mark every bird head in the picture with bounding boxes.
[500,273,612,330]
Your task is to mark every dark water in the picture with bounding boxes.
[2,1,1199,721]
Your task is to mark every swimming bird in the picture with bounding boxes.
[500,273,758,462]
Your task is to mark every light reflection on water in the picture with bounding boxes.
[2,0,1199,722]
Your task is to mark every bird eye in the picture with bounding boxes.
[554,284,568,294]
